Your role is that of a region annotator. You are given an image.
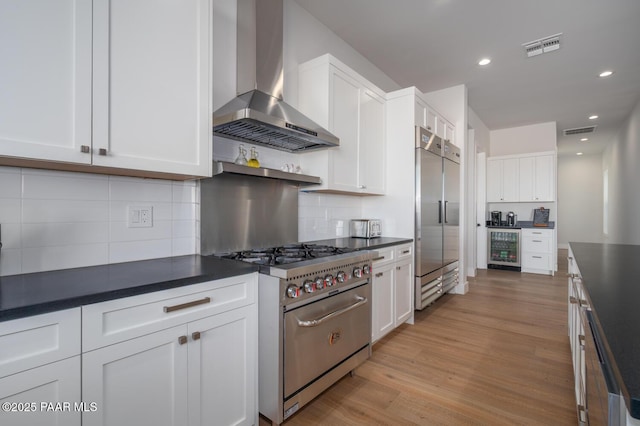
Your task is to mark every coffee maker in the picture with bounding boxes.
[506,211,517,227]
[490,211,502,226]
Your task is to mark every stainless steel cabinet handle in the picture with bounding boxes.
[178,336,188,345]
[532,240,542,242]
[358,185,367,189]
[396,266,401,270]
[401,250,410,254]
[532,256,542,259]
[80,145,91,153]
[375,272,383,278]
[372,256,385,261]
[192,331,201,341]
[164,297,211,313]
[569,296,578,304]
[297,296,367,327]
[98,148,108,156]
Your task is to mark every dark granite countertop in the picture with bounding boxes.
[0,255,258,322]
[569,242,640,419]
[306,236,413,251]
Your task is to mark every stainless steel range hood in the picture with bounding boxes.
[213,0,339,152]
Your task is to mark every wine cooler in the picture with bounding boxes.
[487,229,521,271]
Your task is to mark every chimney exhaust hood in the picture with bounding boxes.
[213,0,339,152]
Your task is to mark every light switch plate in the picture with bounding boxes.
[128,206,153,228]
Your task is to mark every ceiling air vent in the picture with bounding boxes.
[523,33,562,58]
[563,125,597,136]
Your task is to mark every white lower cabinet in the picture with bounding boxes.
[82,274,258,426]
[0,308,82,426]
[0,356,81,426]
[521,228,555,275]
[371,243,414,343]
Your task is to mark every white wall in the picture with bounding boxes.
[490,122,557,156]
[557,154,604,247]
[469,107,490,153]
[602,97,640,244]
[0,167,198,276]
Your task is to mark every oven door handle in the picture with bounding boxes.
[296,296,368,327]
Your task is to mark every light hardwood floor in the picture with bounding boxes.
[266,251,575,425]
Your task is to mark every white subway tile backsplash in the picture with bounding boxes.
[109,201,172,222]
[172,237,197,256]
[0,198,21,223]
[0,249,22,276]
[0,167,198,276]
[22,199,109,223]
[109,240,172,263]
[23,170,109,200]
[0,170,22,198]
[22,244,110,274]
[0,223,21,249]
[22,223,109,248]
[110,220,172,242]
[109,177,172,202]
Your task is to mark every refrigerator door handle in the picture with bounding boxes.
[444,200,448,224]
[438,200,442,224]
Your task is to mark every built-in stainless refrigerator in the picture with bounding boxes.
[415,126,460,310]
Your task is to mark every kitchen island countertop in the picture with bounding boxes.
[570,242,640,419]
[0,255,258,322]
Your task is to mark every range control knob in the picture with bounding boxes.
[286,285,300,298]
[353,267,363,278]
[336,271,346,283]
[324,274,334,287]
[314,277,325,290]
[303,280,315,293]
[363,264,371,275]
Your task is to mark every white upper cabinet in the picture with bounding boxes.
[0,0,92,164]
[519,154,555,202]
[298,54,386,195]
[487,152,556,203]
[486,158,519,202]
[0,0,211,179]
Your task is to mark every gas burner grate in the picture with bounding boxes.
[217,244,356,265]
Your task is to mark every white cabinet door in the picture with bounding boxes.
[435,116,446,139]
[534,155,555,201]
[82,325,189,426]
[188,306,257,426]
[502,158,519,202]
[0,0,91,164]
[372,263,395,343]
[518,156,535,201]
[329,69,360,192]
[92,0,211,177]
[486,159,503,202]
[445,122,455,145]
[394,259,413,325]
[359,89,386,194]
[0,356,81,426]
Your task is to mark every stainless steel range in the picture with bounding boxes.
[219,245,374,425]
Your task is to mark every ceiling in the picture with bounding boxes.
[293,0,640,157]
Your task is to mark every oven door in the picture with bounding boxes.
[283,282,371,399]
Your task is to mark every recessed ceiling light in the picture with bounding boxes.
[478,58,491,66]
[581,138,589,141]
[589,115,599,120]
[599,70,614,78]
[577,152,583,156]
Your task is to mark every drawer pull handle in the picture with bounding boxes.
[532,256,542,259]
[372,256,385,261]
[401,250,410,254]
[192,331,201,341]
[569,296,578,304]
[164,297,211,313]
[397,266,401,270]
[297,296,367,327]
[375,272,384,277]
[178,336,188,345]
[532,240,542,242]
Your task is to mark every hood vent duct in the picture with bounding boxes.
[213,0,339,152]
[564,125,597,136]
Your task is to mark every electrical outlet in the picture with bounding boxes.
[128,206,153,228]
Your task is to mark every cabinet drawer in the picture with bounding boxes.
[0,308,81,378]
[395,244,413,260]
[82,274,256,352]
[522,253,552,270]
[522,229,552,238]
[372,247,394,266]
[523,236,552,253]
